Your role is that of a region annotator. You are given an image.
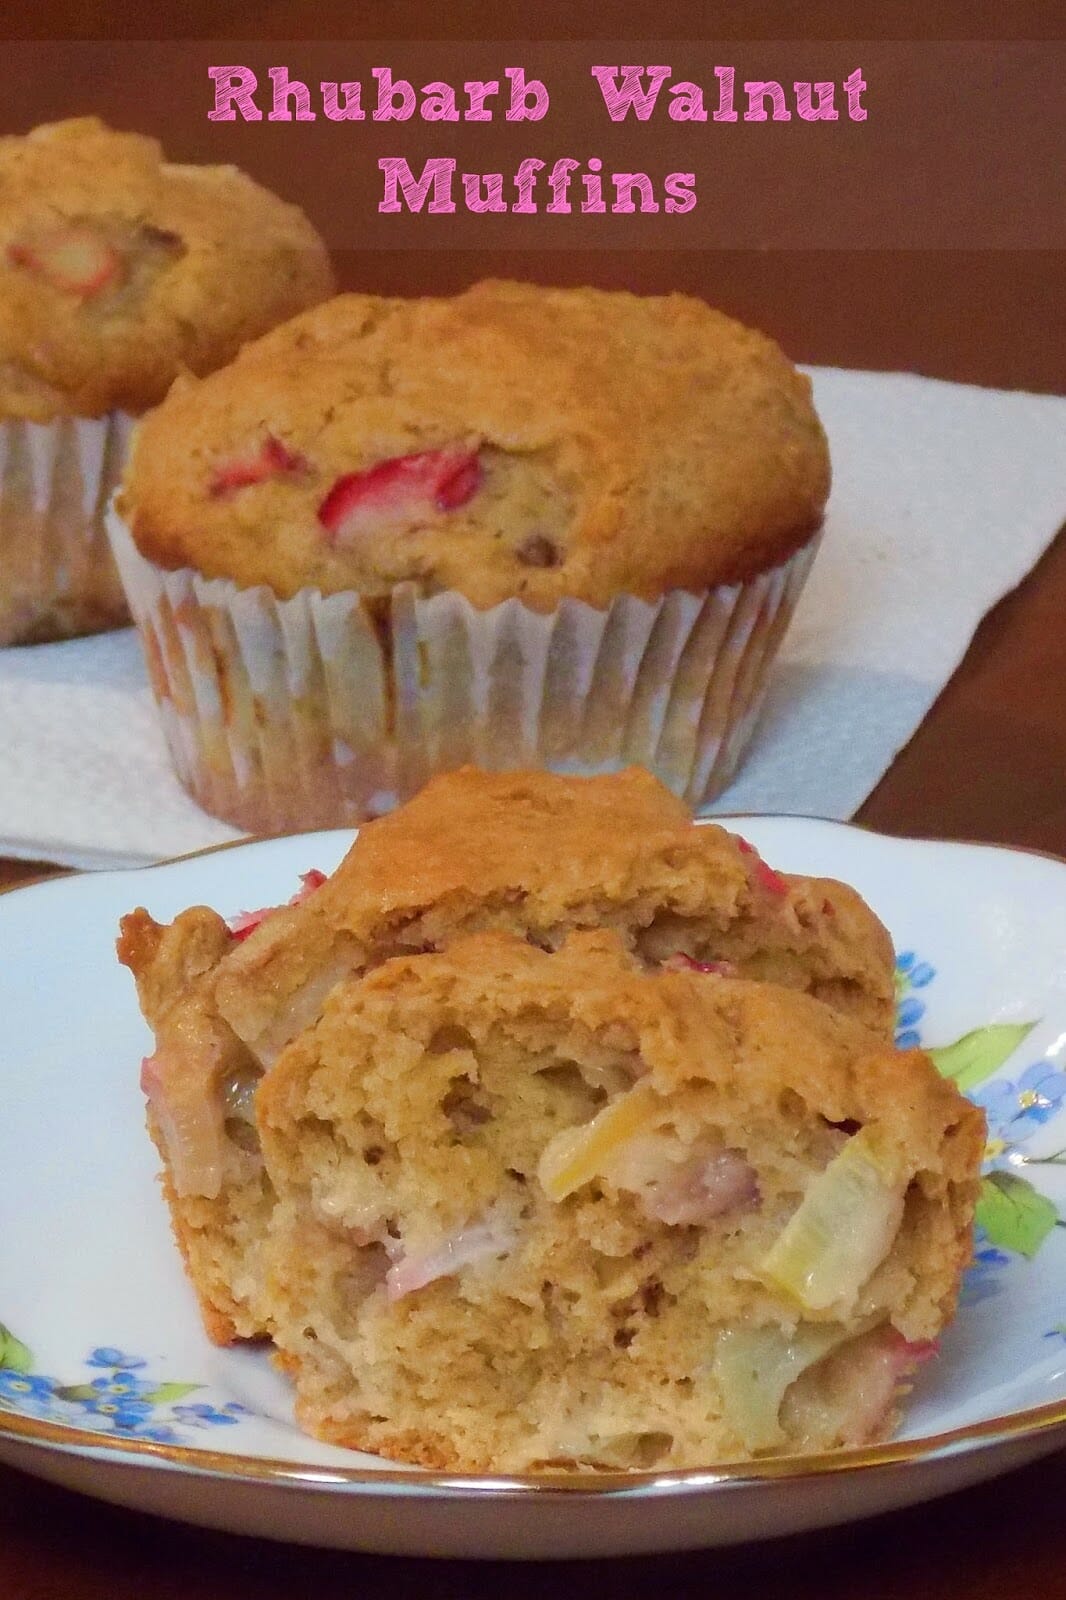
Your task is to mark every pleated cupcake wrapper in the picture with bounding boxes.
[107,508,818,834]
[0,410,136,645]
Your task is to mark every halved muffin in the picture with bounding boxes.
[257,930,984,1471]
[118,765,897,1344]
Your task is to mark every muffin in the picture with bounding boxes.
[0,116,334,644]
[258,929,984,1471]
[116,765,895,1345]
[109,279,829,829]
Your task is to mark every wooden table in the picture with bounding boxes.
[2,0,1065,1590]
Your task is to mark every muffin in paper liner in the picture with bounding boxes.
[107,508,819,835]
[0,411,135,645]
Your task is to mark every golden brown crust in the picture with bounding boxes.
[277,927,974,1161]
[118,904,232,1026]
[152,1148,241,1347]
[120,904,269,1346]
[119,279,829,609]
[0,118,334,419]
[215,766,897,1056]
[304,1410,461,1471]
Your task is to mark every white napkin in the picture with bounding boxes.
[2,367,1064,870]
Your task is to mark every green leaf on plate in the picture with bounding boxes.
[976,1172,1058,1258]
[0,1324,32,1374]
[54,1384,97,1402]
[929,1021,1037,1093]
[143,1382,200,1404]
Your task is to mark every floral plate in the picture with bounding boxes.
[1,817,1066,1560]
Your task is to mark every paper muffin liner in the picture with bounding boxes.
[0,411,135,646]
[107,508,819,835]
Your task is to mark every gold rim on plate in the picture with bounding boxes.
[1,1389,1064,1492]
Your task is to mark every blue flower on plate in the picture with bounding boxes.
[0,1329,259,1443]
[0,1371,53,1403]
[973,1060,1066,1167]
[172,1401,243,1428]
[960,1239,1011,1306]
[87,1348,146,1370]
[897,997,925,1030]
[895,1001,925,1050]
[81,1396,154,1426]
[894,952,936,1047]
[896,951,936,989]
[0,1371,82,1424]
[88,1372,154,1401]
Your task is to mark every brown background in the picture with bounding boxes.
[4,39,1063,252]
[1,0,1065,1592]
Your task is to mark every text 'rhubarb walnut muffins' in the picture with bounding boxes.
[257,931,983,1472]
[116,766,897,1347]
[110,278,830,830]
[0,117,334,644]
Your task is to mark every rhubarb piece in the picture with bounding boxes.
[758,1127,905,1313]
[384,1209,518,1302]
[209,434,306,499]
[318,447,482,545]
[754,858,790,897]
[662,953,737,977]
[716,1319,938,1455]
[601,1128,760,1226]
[537,1081,659,1201]
[715,1321,854,1452]
[831,1328,939,1446]
[140,1044,227,1201]
[228,867,326,941]
[294,868,328,899]
[229,908,273,942]
[636,1144,759,1226]
[733,835,789,896]
[7,224,122,298]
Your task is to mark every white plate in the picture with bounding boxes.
[2,817,1066,1560]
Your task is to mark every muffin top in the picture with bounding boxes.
[194,764,896,1063]
[267,925,981,1191]
[119,279,830,609]
[0,118,334,421]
